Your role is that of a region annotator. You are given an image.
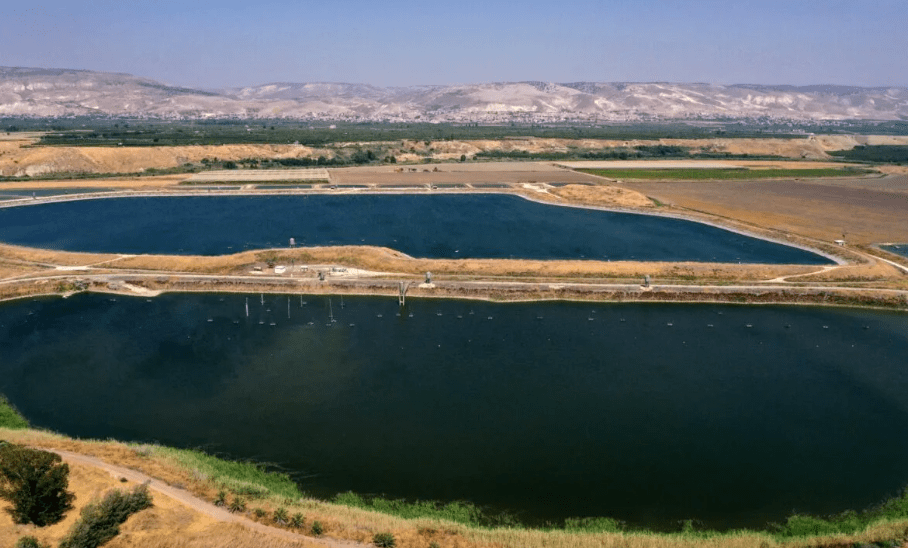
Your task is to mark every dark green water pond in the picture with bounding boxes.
[1,293,906,530]
[0,194,832,263]
[883,244,908,259]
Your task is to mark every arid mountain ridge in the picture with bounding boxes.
[2,67,907,122]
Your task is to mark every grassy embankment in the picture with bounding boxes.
[3,396,908,547]
[578,167,874,180]
[0,394,28,430]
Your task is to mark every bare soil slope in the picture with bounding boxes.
[624,177,908,243]
[0,140,330,177]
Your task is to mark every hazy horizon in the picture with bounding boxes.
[3,0,907,89]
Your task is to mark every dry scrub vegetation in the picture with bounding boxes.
[0,139,334,177]
[4,134,908,177]
[542,183,655,208]
[2,240,904,289]
[110,246,828,282]
[3,429,907,548]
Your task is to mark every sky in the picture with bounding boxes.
[2,0,906,89]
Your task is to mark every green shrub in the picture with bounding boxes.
[228,496,246,513]
[564,516,625,533]
[273,506,288,524]
[773,514,843,537]
[290,512,305,528]
[214,490,227,507]
[59,483,153,548]
[253,507,266,518]
[15,537,49,548]
[311,520,324,536]
[373,531,396,548]
[0,442,74,526]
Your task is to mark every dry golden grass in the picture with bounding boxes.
[113,246,833,282]
[108,522,319,548]
[791,260,904,282]
[543,183,655,208]
[622,178,908,244]
[0,449,318,548]
[0,141,333,177]
[0,243,119,267]
[0,174,187,190]
[0,263,34,278]
[2,241,900,287]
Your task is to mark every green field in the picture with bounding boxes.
[578,167,873,180]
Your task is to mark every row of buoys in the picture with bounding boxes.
[203,296,873,333]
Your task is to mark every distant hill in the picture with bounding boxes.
[1,67,906,122]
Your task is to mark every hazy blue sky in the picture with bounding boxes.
[2,0,906,88]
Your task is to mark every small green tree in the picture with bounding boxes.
[0,443,75,526]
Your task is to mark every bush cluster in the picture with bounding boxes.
[59,483,153,548]
[15,537,50,548]
[373,532,396,547]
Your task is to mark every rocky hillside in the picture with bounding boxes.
[2,67,906,122]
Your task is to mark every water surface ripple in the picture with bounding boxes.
[0,195,831,263]
[1,294,906,530]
